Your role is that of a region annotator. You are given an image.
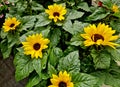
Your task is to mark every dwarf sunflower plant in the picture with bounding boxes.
[2,17,20,32]
[112,4,119,13]
[81,23,119,49]
[48,71,74,87]
[22,33,50,58]
[0,0,120,87]
[45,3,67,22]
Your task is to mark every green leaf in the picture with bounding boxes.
[1,40,12,59]
[32,58,42,77]
[77,2,90,12]
[92,71,120,87]
[49,28,61,47]
[105,73,120,87]
[20,16,36,31]
[7,32,20,48]
[63,20,89,35]
[41,53,48,69]
[58,51,80,72]
[72,72,97,87]
[48,63,57,76]
[0,30,8,39]
[110,19,120,32]
[32,1,44,11]
[26,74,40,87]
[91,72,106,87]
[63,20,72,34]
[34,26,50,38]
[91,50,111,69]
[34,80,47,87]
[49,47,63,66]
[35,13,51,27]
[113,12,120,18]
[87,8,110,21]
[102,0,112,8]
[70,34,84,46]
[14,53,34,81]
[106,47,120,61]
[67,9,84,20]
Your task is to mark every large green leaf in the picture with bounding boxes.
[20,16,36,31]
[34,26,50,38]
[101,0,112,8]
[7,32,20,48]
[106,47,120,61]
[63,20,89,35]
[35,13,51,27]
[1,39,12,59]
[14,53,34,81]
[49,28,61,47]
[91,50,111,69]
[48,63,57,76]
[92,71,120,87]
[49,47,63,66]
[32,58,42,77]
[26,74,40,87]
[41,53,48,69]
[32,1,44,11]
[67,9,84,20]
[77,2,90,12]
[72,72,97,87]
[91,72,106,87]
[110,19,120,32]
[87,8,110,21]
[58,51,80,72]
[70,34,84,46]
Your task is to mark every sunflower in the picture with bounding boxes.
[2,17,20,32]
[48,71,74,87]
[45,3,67,22]
[81,23,119,49]
[112,4,119,13]
[22,34,50,58]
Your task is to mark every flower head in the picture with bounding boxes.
[22,34,50,58]
[98,1,102,7]
[2,17,20,32]
[45,3,67,22]
[48,71,74,87]
[112,4,119,13]
[81,23,119,49]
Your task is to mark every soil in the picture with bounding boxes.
[0,54,27,87]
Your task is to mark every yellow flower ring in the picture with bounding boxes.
[22,34,50,58]
[45,3,67,22]
[2,17,20,32]
[48,71,74,87]
[81,23,119,49]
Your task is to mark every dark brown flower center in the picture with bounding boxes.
[59,82,67,87]
[10,23,15,27]
[33,43,41,50]
[92,34,104,42]
[53,12,60,17]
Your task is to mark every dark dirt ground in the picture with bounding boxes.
[0,53,27,87]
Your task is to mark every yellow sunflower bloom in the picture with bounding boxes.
[81,23,119,49]
[22,34,50,58]
[112,4,119,13]
[2,17,20,32]
[45,3,67,22]
[48,71,74,87]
